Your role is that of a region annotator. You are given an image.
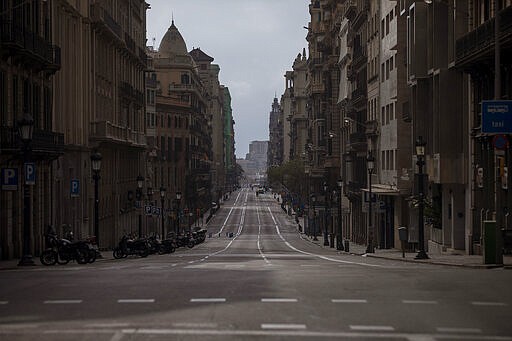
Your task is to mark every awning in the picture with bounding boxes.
[362,184,401,196]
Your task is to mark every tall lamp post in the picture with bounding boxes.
[91,151,102,248]
[336,178,344,251]
[323,182,329,246]
[18,114,35,266]
[312,194,317,241]
[160,186,166,238]
[136,175,144,237]
[176,191,182,235]
[415,136,429,259]
[366,152,375,254]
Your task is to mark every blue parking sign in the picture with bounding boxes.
[24,163,36,185]
[70,179,80,197]
[1,168,18,191]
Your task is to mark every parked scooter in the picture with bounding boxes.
[113,235,149,259]
[40,233,96,265]
[176,232,195,248]
[159,233,177,254]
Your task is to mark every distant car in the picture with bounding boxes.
[256,188,264,194]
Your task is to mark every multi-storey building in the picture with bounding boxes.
[286,50,309,162]
[268,97,283,167]
[222,86,236,192]
[455,0,512,255]
[151,20,210,234]
[189,48,225,206]
[0,0,63,260]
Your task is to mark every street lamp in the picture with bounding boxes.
[323,182,329,246]
[91,151,102,248]
[415,136,429,259]
[366,151,375,254]
[311,194,317,241]
[176,191,182,235]
[160,186,166,238]
[336,178,344,251]
[18,114,35,266]
[136,175,144,237]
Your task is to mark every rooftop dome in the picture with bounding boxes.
[158,20,188,57]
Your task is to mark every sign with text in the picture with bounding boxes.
[70,179,80,197]
[1,168,18,191]
[24,163,36,185]
[482,100,512,134]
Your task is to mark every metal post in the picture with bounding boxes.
[324,184,330,246]
[161,197,165,238]
[18,152,35,266]
[415,137,429,259]
[93,173,99,246]
[337,180,344,251]
[366,152,375,254]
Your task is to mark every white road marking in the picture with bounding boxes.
[0,301,8,305]
[260,324,306,330]
[43,300,82,304]
[402,300,438,304]
[331,299,367,303]
[300,264,320,267]
[261,298,298,303]
[190,298,226,303]
[471,301,507,306]
[436,327,482,333]
[350,325,395,331]
[268,207,384,268]
[257,205,271,265]
[117,299,155,303]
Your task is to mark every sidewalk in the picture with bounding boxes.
[289,205,512,269]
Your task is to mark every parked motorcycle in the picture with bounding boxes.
[159,233,177,254]
[113,235,149,259]
[40,233,96,265]
[176,232,196,248]
[146,235,162,255]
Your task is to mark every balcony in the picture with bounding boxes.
[0,20,61,74]
[90,121,146,147]
[0,125,64,159]
[90,3,123,43]
[456,6,512,67]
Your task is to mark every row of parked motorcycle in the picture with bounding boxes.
[113,229,207,259]
[39,229,208,265]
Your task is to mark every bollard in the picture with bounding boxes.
[343,239,350,253]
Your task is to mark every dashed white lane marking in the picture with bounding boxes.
[331,299,367,303]
[300,264,320,267]
[471,301,508,306]
[172,322,218,328]
[261,298,298,303]
[350,325,395,331]
[436,327,482,333]
[260,324,306,330]
[190,298,226,303]
[43,300,82,304]
[402,300,438,304]
[256,205,271,265]
[117,299,155,303]
[0,301,8,305]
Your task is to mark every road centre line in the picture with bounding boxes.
[190,298,226,303]
[43,300,82,304]
[117,299,154,303]
[261,298,298,303]
[86,323,131,328]
[261,324,306,330]
[331,299,367,303]
[436,327,482,333]
[267,207,384,268]
[256,205,271,265]
[471,301,508,306]
[172,322,218,328]
[350,325,395,331]
[402,300,438,304]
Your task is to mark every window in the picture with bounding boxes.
[181,73,190,84]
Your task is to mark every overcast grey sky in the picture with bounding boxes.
[146,0,310,158]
